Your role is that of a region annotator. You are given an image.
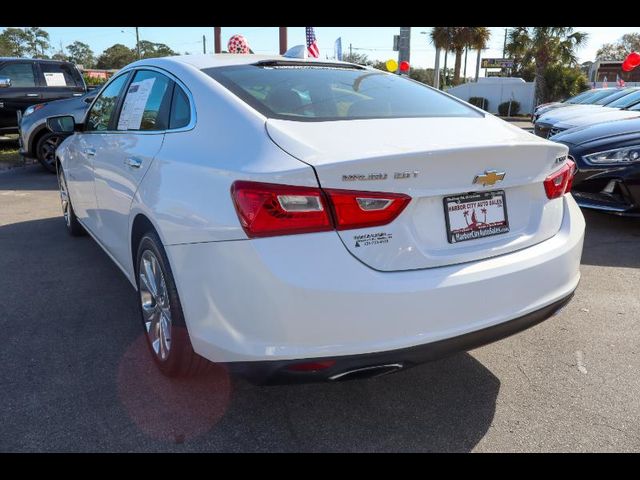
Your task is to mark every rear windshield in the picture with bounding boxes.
[203,63,481,121]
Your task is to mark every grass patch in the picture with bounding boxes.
[0,138,24,168]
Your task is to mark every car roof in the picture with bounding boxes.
[125,54,360,71]
[0,57,76,65]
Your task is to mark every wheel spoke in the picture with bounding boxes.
[142,256,158,298]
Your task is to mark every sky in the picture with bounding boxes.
[18,26,640,76]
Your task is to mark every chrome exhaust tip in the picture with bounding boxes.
[329,363,404,381]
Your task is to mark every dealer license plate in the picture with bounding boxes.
[443,190,510,243]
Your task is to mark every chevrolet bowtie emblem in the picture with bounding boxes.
[473,170,506,187]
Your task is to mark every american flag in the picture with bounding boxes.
[617,74,625,87]
[306,27,319,58]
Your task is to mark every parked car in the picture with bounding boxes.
[552,117,640,215]
[533,88,618,122]
[19,90,96,173]
[549,94,640,136]
[49,55,585,383]
[0,58,86,136]
[535,87,640,137]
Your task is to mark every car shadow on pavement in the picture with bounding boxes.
[0,215,501,453]
[580,209,640,269]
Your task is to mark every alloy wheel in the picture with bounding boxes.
[139,250,173,361]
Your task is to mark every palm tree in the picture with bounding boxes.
[468,27,491,82]
[451,27,473,85]
[431,27,453,88]
[506,27,588,105]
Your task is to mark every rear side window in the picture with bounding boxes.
[117,70,173,131]
[0,62,36,87]
[40,63,82,87]
[86,73,130,132]
[204,64,480,121]
[169,85,191,129]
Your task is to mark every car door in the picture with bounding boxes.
[93,69,173,269]
[36,62,86,103]
[66,72,132,230]
[0,60,39,131]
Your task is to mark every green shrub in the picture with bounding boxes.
[498,100,521,116]
[468,96,489,110]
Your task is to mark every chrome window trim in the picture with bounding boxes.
[82,65,197,136]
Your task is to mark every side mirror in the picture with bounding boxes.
[84,96,95,104]
[0,77,11,88]
[46,115,76,133]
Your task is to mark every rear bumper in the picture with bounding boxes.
[166,194,585,364]
[229,292,575,384]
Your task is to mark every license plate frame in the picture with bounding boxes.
[443,190,510,244]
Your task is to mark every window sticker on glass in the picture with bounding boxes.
[44,72,67,87]
[117,77,156,130]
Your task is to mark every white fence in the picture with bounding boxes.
[446,77,536,115]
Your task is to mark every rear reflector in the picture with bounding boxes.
[231,181,411,238]
[286,360,336,372]
[544,159,576,199]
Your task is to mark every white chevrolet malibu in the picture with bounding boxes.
[50,54,585,383]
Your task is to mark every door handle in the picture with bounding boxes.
[125,157,142,168]
[25,93,40,97]
[84,148,96,156]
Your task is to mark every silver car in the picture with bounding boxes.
[18,90,97,172]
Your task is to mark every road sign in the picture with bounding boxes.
[481,58,514,69]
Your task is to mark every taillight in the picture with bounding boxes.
[231,181,411,238]
[324,189,411,230]
[231,181,332,238]
[544,159,576,199]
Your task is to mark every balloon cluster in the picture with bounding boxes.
[622,52,640,72]
[385,59,410,73]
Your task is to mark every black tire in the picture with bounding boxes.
[135,230,211,377]
[57,165,85,237]
[36,132,67,174]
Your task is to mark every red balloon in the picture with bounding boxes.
[399,61,410,72]
[622,60,633,72]
[626,51,640,68]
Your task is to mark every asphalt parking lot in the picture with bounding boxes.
[1,164,639,452]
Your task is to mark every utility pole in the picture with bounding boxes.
[434,48,441,89]
[202,35,206,54]
[398,27,411,75]
[502,27,507,58]
[349,43,353,59]
[135,27,141,59]
[279,27,287,55]
[214,27,221,53]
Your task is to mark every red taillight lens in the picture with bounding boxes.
[231,181,412,237]
[325,189,411,230]
[231,181,332,238]
[544,159,576,199]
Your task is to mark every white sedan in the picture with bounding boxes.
[50,54,585,383]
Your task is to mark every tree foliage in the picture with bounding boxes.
[96,44,137,69]
[138,40,176,59]
[596,33,640,60]
[67,41,95,68]
[506,27,588,104]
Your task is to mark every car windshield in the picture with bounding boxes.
[606,89,640,108]
[203,63,481,121]
[578,89,618,104]
[566,90,599,104]
[594,89,638,105]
